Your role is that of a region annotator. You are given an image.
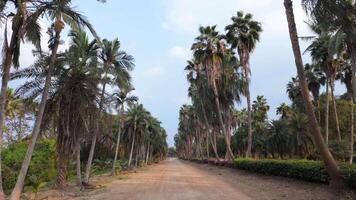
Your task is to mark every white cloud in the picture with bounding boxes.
[162,0,311,37]
[168,46,191,59]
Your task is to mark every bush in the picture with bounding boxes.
[2,139,56,191]
[91,158,129,175]
[233,159,356,188]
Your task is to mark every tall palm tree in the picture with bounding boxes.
[186,60,221,160]
[305,63,324,123]
[54,30,100,188]
[305,23,342,142]
[191,25,234,159]
[84,38,134,183]
[283,0,344,188]
[11,30,100,189]
[225,11,262,157]
[338,60,354,164]
[125,104,149,167]
[111,87,138,175]
[10,0,100,198]
[0,1,43,195]
[301,0,356,102]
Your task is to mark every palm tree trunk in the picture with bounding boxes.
[211,130,220,160]
[0,14,23,198]
[350,99,354,164]
[317,100,321,124]
[145,144,150,165]
[56,152,69,189]
[347,41,356,104]
[135,148,139,167]
[200,102,216,160]
[284,0,345,188]
[206,131,210,159]
[84,81,107,183]
[330,81,341,142]
[348,41,356,164]
[111,128,121,175]
[245,81,253,158]
[76,142,82,187]
[128,132,135,167]
[325,79,330,144]
[112,105,124,175]
[212,81,234,159]
[10,31,61,200]
[0,45,13,199]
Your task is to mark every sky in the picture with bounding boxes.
[2,0,346,146]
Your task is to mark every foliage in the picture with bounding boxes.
[2,140,56,191]
[233,159,356,188]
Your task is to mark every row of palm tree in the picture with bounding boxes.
[179,11,262,161]
[175,96,313,160]
[0,0,168,199]
[176,0,356,190]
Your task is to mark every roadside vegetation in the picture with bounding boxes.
[0,1,167,199]
[175,0,356,190]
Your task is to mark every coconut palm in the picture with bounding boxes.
[0,0,44,195]
[124,104,149,167]
[10,0,101,198]
[111,87,138,175]
[12,30,100,188]
[225,11,262,157]
[284,0,344,188]
[84,38,134,183]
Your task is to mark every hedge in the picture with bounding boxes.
[2,139,56,191]
[233,159,356,188]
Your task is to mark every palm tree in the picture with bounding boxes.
[338,60,354,164]
[276,103,293,120]
[289,112,314,157]
[284,0,344,188]
[301,0,356,102]
[305,64,324,122]
[186,60,221,160]
[54,30,100,188]
[125,104,149,167]
[225,11,262,157]
[267,120,291,159]
[12,30,100,189]
[111,87,138,175]
[0,0,43,195]
[191,25,234,159]
[10,0,100,198]
[304,23,342,143]
[286,77,304,110]
[84,38,134,183]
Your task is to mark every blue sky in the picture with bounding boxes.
[3,0,346,146]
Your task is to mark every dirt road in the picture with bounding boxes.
[70,158,349,200]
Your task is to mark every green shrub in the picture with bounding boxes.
[92,158,129,175]
[233,159,356,188]
[2,139,56,191]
